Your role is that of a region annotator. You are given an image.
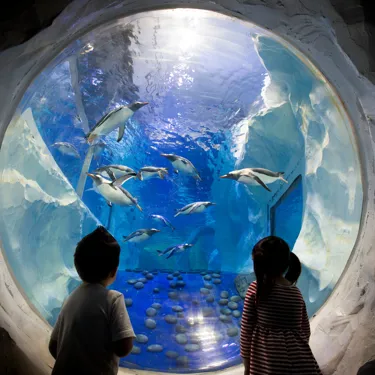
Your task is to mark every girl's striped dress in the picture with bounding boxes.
[240,281,322,375]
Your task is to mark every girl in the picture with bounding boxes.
[240,236,322,375]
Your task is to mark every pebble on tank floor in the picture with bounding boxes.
[111,268,245,372]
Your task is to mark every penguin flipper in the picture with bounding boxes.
[158,170,165,179]
[106,168,117,182]
[117,124,125,142]
[253,176,271,192]
[135,203,143,212]
[166,249,176,259]
[111,173,136,187]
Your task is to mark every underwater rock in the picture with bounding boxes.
[167,275,174,280]
[189,333,201,344]
[136,334,149,344]
[213,273,221,278]
[131,346,141,354]
[166,351,179,359]
[230,295,242,302]
[147,344,163,353]
[176,324,187,333]
[220,291,229,298]
[173,271,180,277]
[175,333,188,345]
[185,344,201,352]
[227,327,239,337]
[138,278,148,283]
[192,299,200,306]
[146,307,157,317]
[214,333,224,342]
[177,281,186,288]
[168,292,178,300]
[228,301,238,310]
[153,288,160,294]
[206,296,215,303]
[170,281,178,289]
[219,314,232,323]
[213,279,221,284]
[220,307,232,315]
[146,273,154,280]
[202,307,215,317]
[204,283,213,289]
[125,299,133,307]
[134,282,144,290]
[200,272,207,276]
[143,270,149,276]
[204,275,212,281]
[200,288,210,295]
[172,305,184,312]
[127,279,137,285]
[145,319,157,329]
[165,315,178,324]
[177,312,184,319]
[232,310,241,318]
[151,303,162,310]
[177,275,184,280]
[176,356,189,367]
[219,299,229,306]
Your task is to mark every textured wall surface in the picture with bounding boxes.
[0,1,375,375]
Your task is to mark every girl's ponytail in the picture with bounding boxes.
[285,252,301,285]
[253,252,273,302]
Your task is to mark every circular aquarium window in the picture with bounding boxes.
[0,8,362,373]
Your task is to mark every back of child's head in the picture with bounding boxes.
[252,236,301,301]
[74,226,120,283]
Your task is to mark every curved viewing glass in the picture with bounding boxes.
[0,8,362,372]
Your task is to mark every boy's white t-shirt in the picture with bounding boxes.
[51,282,135,375]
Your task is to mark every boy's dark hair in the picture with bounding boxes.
[74,226,121,283]
[252,236,301,302]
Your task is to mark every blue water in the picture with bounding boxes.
[3,8,360,374]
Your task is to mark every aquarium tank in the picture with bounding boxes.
[0,8,362,373]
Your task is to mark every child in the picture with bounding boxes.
[240,236,322,375]
[49,226,135,375]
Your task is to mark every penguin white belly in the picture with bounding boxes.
[250,172,278,184]
[129,233,149,243]
[141,171,158,180]
[97,184,133,205]
[193,205,206,213]
[96,108,133,136]
[173,160,193,174]
[238,176,257,186]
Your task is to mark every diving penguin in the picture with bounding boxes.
[137,167,168,181]
[157,243,193,259]
[86,101,148,143]
[123,229,160,243]
[220,168,288,192]
[174,201,215,217]
[51,142,80,159]
[149,214,175,231]
[93,165,137,183]
[160,153,201,180]
[87,173,142,211]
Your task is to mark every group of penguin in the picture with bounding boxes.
[54,101,288,259]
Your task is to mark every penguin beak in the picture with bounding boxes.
[139,102,149,107]
[220,174,231,179]
[86,173,95,178]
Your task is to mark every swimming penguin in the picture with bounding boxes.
[93,165,137,182]
[51,142,80,159]
[174,201,216,217]
[220,168,288,192]
[157,243,193,259]
[86,101,148,143]
[87,173,142,211]
[137,167,168,181]
[149,214,175,231]
[123,229,160,243]
[160,153,201,180]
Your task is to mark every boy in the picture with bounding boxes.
[49,226,135,375]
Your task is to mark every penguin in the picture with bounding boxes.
[93,165,137,182]
[174,201,216,217]
[137,167,168,181]
[86,101,148,143]
[160,153,201,180]
[220,168,288,192]
[86,173,142,211]
[157,243,193,259]
[51,142,80,159]
[149,214,175,231]
[123,228,160,243]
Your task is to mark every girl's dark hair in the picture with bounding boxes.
[252,236,301,301]
[74,226,120,283]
